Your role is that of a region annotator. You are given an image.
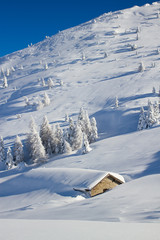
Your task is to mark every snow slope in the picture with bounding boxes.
[0,2,160,232]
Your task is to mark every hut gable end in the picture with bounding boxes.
[90,174,123,197]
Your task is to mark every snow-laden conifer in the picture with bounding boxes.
[54,124,64,154]
[115,96,119,108]
[152,87,156,94]
[36,99,43,111]
[63,140,72,154]
[146,102,156,128]
[67,117,75,146]
[90,117,98,143]
[6,68,10,76]
[71,124,83,151]
[137,107,147,130]
[40,116,55,155]
[13,136,24,165]
[153,101,159,123]
[138,62,145,72]
[42,78,46,87]
[27,117,46,163]
[82,134,92,154]
[43,92,50,106]
[104,52,108,58]
[3,76,8,88]
[47,78,54,88]
[0,136,5,162]
[24,96,30,106]
[44,63,48,70]
[65,113,69,122]
[6,147,14,169]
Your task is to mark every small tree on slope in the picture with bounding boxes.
[137,107,147,130]
[40,116,56,155]
[82,134,92,154]
[13,136,24,165]
[43,92,50,106]
[90,117,98,143]
[27,117,46,163]
[0,136,5,162]
[6,147,14,169]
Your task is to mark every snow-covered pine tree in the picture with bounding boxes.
[24,96,30,106]
[82,134,92,154]
[40,116,56,155]
[43,92,50,106]
[6,68,10,76]
[54,124,64,154]
[138,62,145,72]
[71,123,83,151]
[6,147,14,169]
[137,107,147,130]
[90,117,98,143]
[65,113,69,122]
[13,136,24,165]
[59,80,63,86]
[36,99,43,111]
[44,63,48,70]
[27,117,46,163]
[3,76,8,88]
[42,78,46,87]
[104,52,108,58]
[0,136,5,162]
[82,52,85,61]
[115,96,119,108]
[11,66,15,72]
[153,101,159,124]
[47,78,54,88]
[84,110,92,142]
[62,140,72,154]
[67,117,75,146]
[152,87,156,94]
[146,102,156,128]
[77,107,86,133]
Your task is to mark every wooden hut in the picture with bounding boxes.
[74,172,125,197]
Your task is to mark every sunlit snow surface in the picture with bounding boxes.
[0,3,160,237]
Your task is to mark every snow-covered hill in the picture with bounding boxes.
[0,2,160,234]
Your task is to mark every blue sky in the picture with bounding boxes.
[0,0,155,57]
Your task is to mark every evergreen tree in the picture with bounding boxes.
[152,87,156,94]
[42,78,46,87]
[0,136,5,162]
[153,101,159,123]
[65,113,69,122]
[27,117,46,163]
[36,99,43,111]
[67,117,75,146]
[6,147,14,169]
[40,116,55,155]
[78,107,86,133]
[90,117,98,143]
[3,76,8,88]
[115,96,119,108]
[54,124,64,154]
[47,78,54,88]
[138,62,145,72]
[6,68,10,76]
[43,92,50,106]
[72,124,83,151]
[63,140,72,154]
[24,96,30,106]
[13,136,24,165]
[146,102,156,128]
[82,134,92,154]
[44,63,48,70]
[137,107,147,130]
